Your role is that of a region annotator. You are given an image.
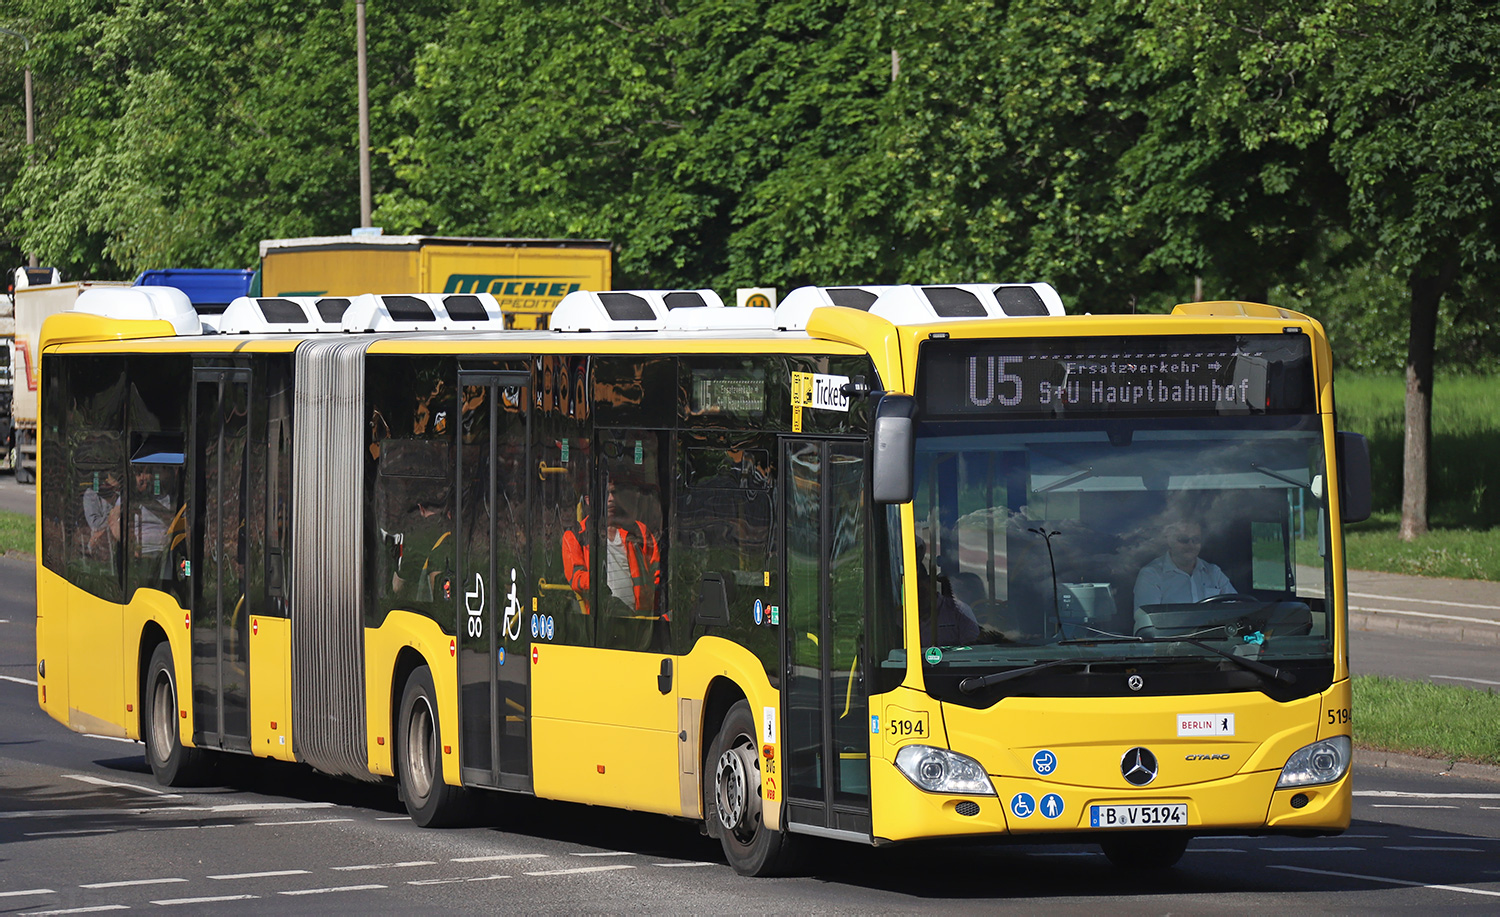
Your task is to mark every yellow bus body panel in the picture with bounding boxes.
[674,636,781,828]
[64,587,126,738]
[365,611,460,783]
[35,565,72,724]
[531,643,680,815]
[119,588,195,744]
[248,614,294,760]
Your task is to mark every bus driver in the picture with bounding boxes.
[1132,518,1237,633]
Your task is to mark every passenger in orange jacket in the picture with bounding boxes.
[562,483,661,616]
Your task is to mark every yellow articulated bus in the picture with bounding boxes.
[34,282,1370,875]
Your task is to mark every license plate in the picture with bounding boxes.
[1089,803,1188,828]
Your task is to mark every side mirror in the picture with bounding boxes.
[872,394,916,504]
[1335,431,1371,524]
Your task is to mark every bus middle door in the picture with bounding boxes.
[456,371,533,793]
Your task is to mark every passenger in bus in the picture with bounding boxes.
[127,468,175,557]
[915,542,980,646]
[1132,519,1237,633]
[562,482,662,617]
[82,471,122,556]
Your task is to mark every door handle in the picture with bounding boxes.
[657,658,672,695]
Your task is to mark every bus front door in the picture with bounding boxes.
[781,438,872,839]
[456,372,533,793]
[189,367,252,754]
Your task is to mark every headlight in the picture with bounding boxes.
[1277,735,1351,788]
[894,744,996,796]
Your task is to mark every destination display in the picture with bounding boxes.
[917,334,1314,419]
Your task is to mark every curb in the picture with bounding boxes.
[1350,610,1500,647]
[1355,746,1500,784]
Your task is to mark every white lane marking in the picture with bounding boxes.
[152,895,259,906]
[1372,805,1459,809]
[1025,852,1096,857]
[0,889,57,898]
[654,862,713,867]
[330,861,435,871]
[1354,606,1500,627]
[375,816,407,821]
[1188,848,1248,853]
[1,674,38,686]
[450,854,548,863]
[144,824,234,831]
[207,802,334,813]
[409,875,510,886]
[1431,675,1500,687]
[80,878,185,889]
[84,735,139,745]
[0,806,198,820]
[63,775,178,798]
[1338,835,1389,839]
[20,907,128,916]
[1413,835,1500,841]
[1483,807,1500,811]
[1389,846,1485,852]
[1270,864,1500,898]
[1349,590,1500,612]
[1356,791,1500,800]
[208,870,311,880]
[253,818,354,827]
[1258,846,1364,851]
[25,828,119,837]
[279,885,386,896]
[572,851,636,857]
[524,865,636,877]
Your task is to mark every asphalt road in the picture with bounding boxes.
[3,555,1499,911]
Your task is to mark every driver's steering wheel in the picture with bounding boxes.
[1197,593,1258,604]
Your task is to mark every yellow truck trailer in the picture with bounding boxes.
[257,235,614,329]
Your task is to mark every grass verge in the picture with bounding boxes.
[1353,675,1500,766]
[0,510,33,558]
[1345,512,1500,581]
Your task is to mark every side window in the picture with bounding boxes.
[126,355,190,605]
[595,430,669,652]
[536,355,593,647]
[63,356,127,602]
[673,435,778,678]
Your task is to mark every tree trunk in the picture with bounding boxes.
[1399,260,1458,541]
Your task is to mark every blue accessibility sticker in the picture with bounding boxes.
[1032,748,1058,776]
[754,598,764,625]
[1010,793,1036,819]
[1040,793,1065,819]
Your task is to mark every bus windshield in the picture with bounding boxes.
[910,415,1334,705]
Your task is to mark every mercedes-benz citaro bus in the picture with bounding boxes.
[33,282,1369,875]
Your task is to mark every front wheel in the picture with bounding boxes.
[704,700,794,876]
[397,665,472,827]
[143,643,212,786]
[1100,832,1190,869]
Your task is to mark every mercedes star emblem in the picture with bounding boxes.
[1121,746,1159,786]
[1127,674,1144,692]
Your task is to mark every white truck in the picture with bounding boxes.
[5,268,129,482]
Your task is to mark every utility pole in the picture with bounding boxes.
[1,27,37,267]
[355,0,372,228]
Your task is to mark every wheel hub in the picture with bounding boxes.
[714,735,761,837]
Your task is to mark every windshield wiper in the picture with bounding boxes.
[1042,635,1297,686]
[957,656,1148,694]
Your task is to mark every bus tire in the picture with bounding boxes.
[143,643,212,787]
[397,665,470,827]
[705,699,793,876]
[1100,832,1190,869]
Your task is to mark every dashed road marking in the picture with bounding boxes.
[21,907,129,916]
[572,851,636,857]
[1271,864,1500,899]
[63,775,177,798]
[208,870,311,880]
[654,862,712,867]
[1,674,38,686]
[1349,590,1500,613]
[1432,675,1500,686]
[1258,846,1364,852]
[331,861,436,871]
[524,865,636,877]
[1371,805,1458,809]
[80,878,186,889]
[253,818,354,827]
[409,875,511,886]
[450,854,548,863]
[83,735,139,745]
[1356,791,1500,800]
[0,889,56,899]
[153,895,258,906]
[279,885,385,896]
[1389,846,1484,852]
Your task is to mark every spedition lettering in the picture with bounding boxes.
[918,334,1314,419]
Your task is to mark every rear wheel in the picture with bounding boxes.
[397,665,471,827]
[705,700,794,876]
[1100,832,1190,869]
[143,643,212,786]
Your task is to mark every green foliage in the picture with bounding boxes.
[0,508,33,556]
[1353,675,1500,766]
